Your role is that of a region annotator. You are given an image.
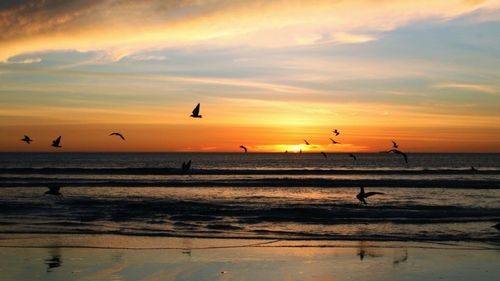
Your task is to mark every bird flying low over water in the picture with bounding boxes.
[240,145,248,153]
[21,135,33,144]
[392,140,399,148]
[51,136,62,148]
[320,152,327,158]
[304,140,310,145]
[329,138,341,144]
[389,149,408,163]
[190,103,202,118]
[181,160,192,173]
[349,153,357,161]
[333,129,340,136]
[110,132,125,140]
[45,185,62,197]
[356,187,384,204]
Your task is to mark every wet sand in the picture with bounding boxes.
[0,234,499,281]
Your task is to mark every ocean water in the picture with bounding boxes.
[0,153,499,243]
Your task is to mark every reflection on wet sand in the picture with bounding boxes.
[357,241,383,261]
[45,248,62,272]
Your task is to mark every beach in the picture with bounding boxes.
[1,234,499,281]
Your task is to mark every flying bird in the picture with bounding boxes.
[392,140,399,148]
[389,149,408,163]
[45,185,62,197]
[239,145,248,153]
[181,160,192,173]
[190,103,202,118]
[320,152,327,159]
[51,136,62,148]
[304,140,310,145]
[21,135,33,144]
[349,153,357,161]
[356,187,384,205]
[329,138,341,144]
[110,132,125,140]
[333,129,340,136]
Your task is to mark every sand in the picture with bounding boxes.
[0,234,499,281]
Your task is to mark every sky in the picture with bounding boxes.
[1,0,499,152]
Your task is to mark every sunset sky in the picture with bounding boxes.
[1,0,499,152]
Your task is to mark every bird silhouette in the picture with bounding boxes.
[333,129,340,136]
[239,145,248,153]
[45,185,62,197]
[110,132,125,140]
[389,149,408,163]
[356,187,384,204]
[21,135,33,144]
[51,136,62,148]
[320,152,327,158]
[190,103,202,118]
[304,140,310,145]
[392,140,399,148]
[181,160,192,173]
[349,153,357,161]
[329,138,341,144]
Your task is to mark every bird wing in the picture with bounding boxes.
[48,186,60,192]
[240,145,247,152]
[304,140,309,145]
[192,103,200,115]
[118,133,125,140]
[401,152,408,163]
[321,152,327,158]
[54,136,61,145]
[392,141,397,146]
[364,192,384,197]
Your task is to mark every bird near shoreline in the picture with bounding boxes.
[389,149,408,163]
[320,152,327,158]
[349,153,357,161]
[181,160,192,173]
[21,135,33,144]
[45,185,63,197]
[51,136,62,148]
[330,138,340,144]
[304,140,310,145]
[356,187,384,204]
[110,132,126,140]
[333,129,340,136]
[190,103,202,118]
[240,145,248,153]
[392,140,399,149]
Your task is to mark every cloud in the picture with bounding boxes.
[433,83,498,95]
[1,0,499,61]
[5,57,42,64]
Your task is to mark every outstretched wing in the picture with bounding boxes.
[304,140,310,145]
[321,152,327,158]
[240,145,247,152]
[192,103,200,115]
[53,136,61,145]
[364,192,384,197]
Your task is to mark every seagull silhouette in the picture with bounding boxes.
[389,149,408,163]
[21,135,33,144]
[110,132,125,140]
[51,136,62,148]
[190,103,202,118]
[329,138,341,144]
[239,145,248,153]
[304,140,310,145]
[349,153,357,160]
[320,152,327,158]
[181,160,192,173]
[356,187,384,204]
[45,185,62,197]
[392,140,399,148]
[333,129,340,136]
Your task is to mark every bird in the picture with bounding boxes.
[239,145,248,153]
[388,149,408,163]
[349,153,357,161]
[329,138,341,144]
[190,103,202,118]
[356,187,384,204]
[110,132,125,140]
[304,140,310,145]
[21,135,33,144]
[181,160,192,173]
[392,140,399,149]
[45,185,63,197]
[393,250,408,265]
[333,129,340,136]
[320,152,327,158]
[51,136,62,148]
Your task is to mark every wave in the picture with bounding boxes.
[1,177,499,188]
[1,167,498,175]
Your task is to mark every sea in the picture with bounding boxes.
[0,152,499,243]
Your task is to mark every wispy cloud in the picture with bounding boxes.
[433,83,498,95]
[5,57,42,64]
